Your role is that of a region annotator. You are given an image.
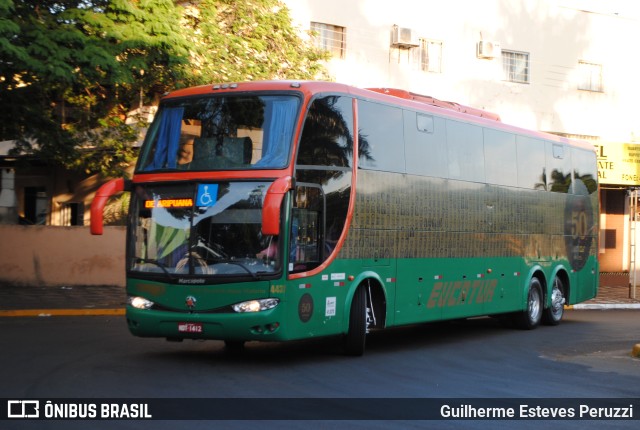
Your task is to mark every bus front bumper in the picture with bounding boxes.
[125,305,288,342]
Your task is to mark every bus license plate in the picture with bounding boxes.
[178,322,203,333]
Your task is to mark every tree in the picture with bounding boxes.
[0,0,190,176]
[0,0,328,176]
[182,0,329,85]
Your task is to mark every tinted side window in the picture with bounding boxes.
[297,96,354,168]
[572,147,598,195]
[404,111,448,178]
[546,142,572,193]
[357,100,405,173]
[516,136,546,190]
[484,128,517,187]
[446,120,485,182]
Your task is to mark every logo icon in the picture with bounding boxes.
[196,184,219,207]
[185,296,197,309]
[7,400,39,418]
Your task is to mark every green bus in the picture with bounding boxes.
[91,81,599,355]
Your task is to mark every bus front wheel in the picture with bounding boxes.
[343,286,367,356]
[515,278,543,330]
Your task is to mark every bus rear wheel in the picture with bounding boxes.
[343,286,367,356]
[514,277,543,330]
[542,276,565,326]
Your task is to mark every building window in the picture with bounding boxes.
[310,22,346,59]
[61,202,84,226]
[502,50,529,83]
[604,229,616,249]
[578,61,603,92]
[23,186,47,225]
[416,39,443,73]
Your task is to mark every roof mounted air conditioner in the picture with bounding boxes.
[476,40,501,59]
[391,26,419,48]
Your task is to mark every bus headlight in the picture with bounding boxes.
[232,298,280,313]
[128,296,154,310]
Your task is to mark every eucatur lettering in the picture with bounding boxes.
[427,279,497,308]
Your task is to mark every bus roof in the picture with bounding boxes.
[366,88,501,122]
[162,80,595,153]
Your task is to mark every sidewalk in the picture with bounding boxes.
[0,284,126,316]
[0,274,639,316]
[574,273,640,310]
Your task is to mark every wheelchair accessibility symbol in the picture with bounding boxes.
[196,184,219,207]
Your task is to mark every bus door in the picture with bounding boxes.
[291,94,356,334]
[289,184,324,273]
[286,184,325,334]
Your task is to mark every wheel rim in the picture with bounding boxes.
[549,279,565,320]
[529,286,541,323]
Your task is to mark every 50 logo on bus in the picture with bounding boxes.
[570,209,589,240]
[564,180,594,271]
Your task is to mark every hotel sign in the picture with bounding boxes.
[595,142,640,186]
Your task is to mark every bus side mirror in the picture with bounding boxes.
[90,178,129,235]
[262,176,292,236]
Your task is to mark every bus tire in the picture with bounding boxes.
[514,277,543,330]
[542,276,565,326]
[343,286,367,356]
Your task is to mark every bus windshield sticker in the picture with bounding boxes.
[196,184,219,207]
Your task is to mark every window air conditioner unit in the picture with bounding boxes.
[476,40,501,59]
[391,26,419,48]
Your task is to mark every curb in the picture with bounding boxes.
[0,309,125,317]
[568,303,640,310]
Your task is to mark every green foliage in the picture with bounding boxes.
[103,191,130,225]
[0,0,329,176]
[184,0,330,84]
[72,115,140,177]
[0,0,189,173]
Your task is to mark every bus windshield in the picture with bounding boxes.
[137,94,300,172]
[129,181,281,280]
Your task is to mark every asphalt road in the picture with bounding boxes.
[1,310,638,429]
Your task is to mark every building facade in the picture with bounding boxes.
[284,0,640,273]
[2,0,639,274]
